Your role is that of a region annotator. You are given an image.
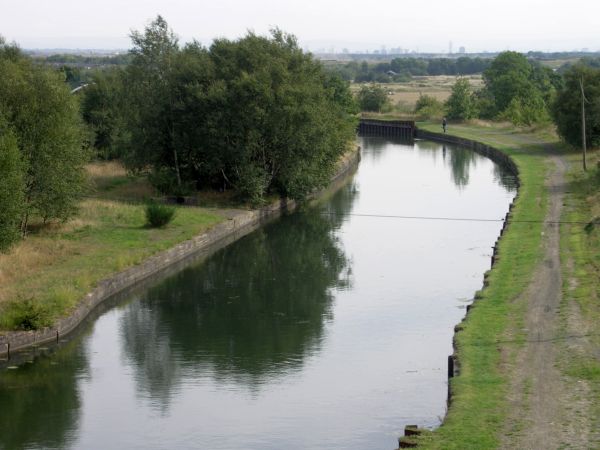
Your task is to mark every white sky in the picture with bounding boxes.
[1,0,599,52]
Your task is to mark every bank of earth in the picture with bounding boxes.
[0,148,360,356]
[411,122,600,450]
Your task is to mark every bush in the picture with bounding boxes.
[145,201,176,227]
[357,84,389,112]
[445,78,478,120]
[499,95,551,127]
[0,298,53,331]
[414,94,445,120]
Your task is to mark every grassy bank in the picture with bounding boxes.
[559,148,600,438]
[0,162,224,331]
[413,122,553,448]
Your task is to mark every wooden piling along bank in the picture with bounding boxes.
[356,122,521,448]
[358,118,415,139]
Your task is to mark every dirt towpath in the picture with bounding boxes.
[499,147,593,449]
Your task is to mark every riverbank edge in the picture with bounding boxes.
[415,126,520,374]
[410,126,524,447]
[0,147,361,357]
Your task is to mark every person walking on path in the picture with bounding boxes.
[442,117,447,133]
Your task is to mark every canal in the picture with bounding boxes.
[0,137,517,450]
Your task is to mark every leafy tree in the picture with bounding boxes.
[554,64,600,148]
[0,117,24,251]
[204,29,356,201]
[81,69,129,159]
[482,51,552,125]
[445,78,477,120]
[120,19,356,203]
[124,15,184,188]
[357,84,388,112]
[0,38,86,235]
[483,51,535,114]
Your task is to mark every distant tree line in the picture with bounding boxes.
[82,17,357,203]
[41,53,132,66]
[408,51,600,152]
[327,56,491,82]
[0,38,87,251]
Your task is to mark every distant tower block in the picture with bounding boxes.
[449,41,453,54]
[459,46,466,54]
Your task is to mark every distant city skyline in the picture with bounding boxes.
[2,0,599,53]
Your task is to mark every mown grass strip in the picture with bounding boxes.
[413,122,550,449]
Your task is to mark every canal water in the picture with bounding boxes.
[0,137,517,450]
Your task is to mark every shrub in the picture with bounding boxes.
[357,84,389,112]
[445,78,478,120]
[145,201,176,227]
[0,297,53,331]
[414,94,445,120]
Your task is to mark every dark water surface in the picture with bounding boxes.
[0,138,516,450]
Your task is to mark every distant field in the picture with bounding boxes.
[351,75,484,110]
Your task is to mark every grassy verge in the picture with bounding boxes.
[412,122,552,448]
[559,148,600,436]
[0,162,224,331]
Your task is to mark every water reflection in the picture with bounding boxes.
[364,137,515,192]
[448,146,476,188]
[120,203,353,408]
[0,137,519,450]
[0,340,87,450]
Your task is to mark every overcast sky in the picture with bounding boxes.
[2,0,599,52]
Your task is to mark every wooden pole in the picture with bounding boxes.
[580,77,588,172]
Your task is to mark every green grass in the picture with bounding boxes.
[559,147,600,437]
[0,198,223,331]
[413,122,552,449]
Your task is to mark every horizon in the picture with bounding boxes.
[2,0,599,54]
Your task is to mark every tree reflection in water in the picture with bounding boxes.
[0,340,88,450]
[120,183,356,409]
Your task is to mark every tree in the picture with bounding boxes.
[0,38,86,235]
[445,78,477,120]
[81,69,130,159]
[119,20,357,203]
[482,51,551,125]
[357,84,388,112]
[483,51,534,113]
[553,64,600,150]
[125,16,183,188]
[0,117,24,251]
[204,29,356,201]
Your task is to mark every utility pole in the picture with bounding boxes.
[580,76,588,171]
